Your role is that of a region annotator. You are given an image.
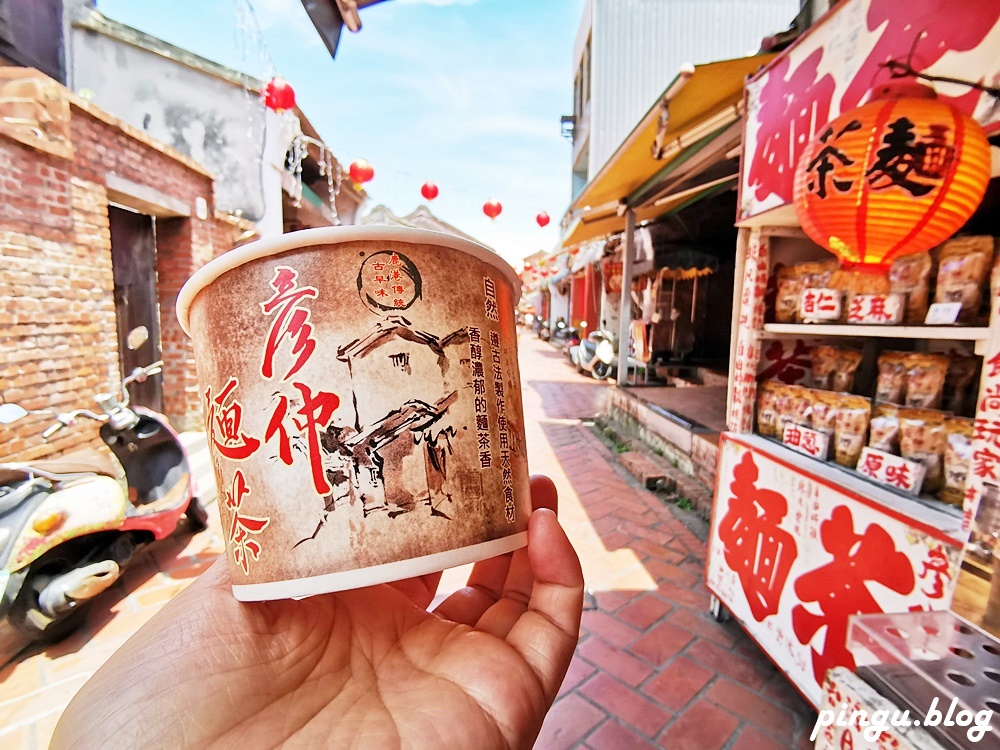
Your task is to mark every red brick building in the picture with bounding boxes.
[0,68,244,461]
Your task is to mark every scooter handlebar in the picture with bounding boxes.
[41,409,107,440]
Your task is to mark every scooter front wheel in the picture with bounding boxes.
[592,361,613,380]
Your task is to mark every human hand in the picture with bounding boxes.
[51,475,583,750]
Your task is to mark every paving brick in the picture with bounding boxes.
[583,718,659,750]
[731,725,790,750]
[685,639,775,691]
[656,699,739,750]
[704,678,792,741]
[640,656,713,712]
[665,607,739,649]
[618,452,667,489]
[592,589,640,613]
[614,593,672,630]
[579,673,671,739]
[536,693,606,750]
[627,538,685,563]
[656,581,710,611]
[581,610,641,649]
[629,621,694,666]
[643,559,700,587]
[558,655,598,698]
[578,636,654,687]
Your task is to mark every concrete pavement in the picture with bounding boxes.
[0,332,816,749]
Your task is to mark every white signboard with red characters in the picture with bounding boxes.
[782,423,830,461]
[800,287,842,322]
[707,434,962,707]
[738,0,1000,222]
[856,447,926,496]
[846,294,904,325]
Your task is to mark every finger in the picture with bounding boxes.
[389,571,443,610]
[431,552,513,624]
[505,509,584,702]
[471,546,534,638]
[432,474,557,624]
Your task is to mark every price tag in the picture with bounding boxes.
[856,447,926,496]
[799,288,842,322]
[847,294,904,325]
[924,302,962,325]
[782,423,830,460]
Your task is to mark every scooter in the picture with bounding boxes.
[569,329,617,380]
[0,328,207,660]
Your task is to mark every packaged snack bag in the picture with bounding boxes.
[903,353,949,409]
[889,252,932,323]
[756,380,780,437]
[899,408,948,494]
[810,390,840,436]
[941,417,974,507]
[834,394,871,469]
[876,351,909,404]
[832,348,863,393]
[943,354,979,417]
[810,345,839,390]
[934,237,993,323]
[868,402,901,454]
[775,265,804,323]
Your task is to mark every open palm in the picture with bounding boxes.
[51,476,583,749]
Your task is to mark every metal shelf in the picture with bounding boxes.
[760,323,992,354]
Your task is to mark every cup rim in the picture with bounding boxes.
[176,226,522,335]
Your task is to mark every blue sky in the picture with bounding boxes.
[96,0,583,266]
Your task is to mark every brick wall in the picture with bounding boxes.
[0,71,237,460]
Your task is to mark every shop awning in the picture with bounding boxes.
[562,53,774,248]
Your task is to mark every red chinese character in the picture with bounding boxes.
[758,339,810,384]
[205,378,261,461]
[919,545,952,599]
[785,424,802,447]
[389,253,401,266]
[988,352,1000,379]
[801,430,818,456]
[391,285,404,294]
[371,261,386,271]
[792,505,915,685]
[260,267,318,381]
[717,452,798,622]
[263,383,340,495]
[801,289,818,315]
[859,451,884,478]
[393,298,406,308]
[867,296,892,322]
[974,418,1000,450]
[847,296,865,322]
[225,469,270,575]
[885,462,911,489]
[981,384,1000,413]
[374,274,386,284]
[375,289,388,298]
[390,269,402,281]
[973,447,1000,480]
[817,290,838,313]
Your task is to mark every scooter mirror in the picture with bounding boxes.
[126,326,149,351]
[0,403,28,424]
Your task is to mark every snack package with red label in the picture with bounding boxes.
[889,252,932,324]
[868,402,901,454]
[876,351,908,404]
[903,353,949,409]
[833,394,871,469]
[934,237,993,323]
[941,417,974,507]
[898,408,947,494]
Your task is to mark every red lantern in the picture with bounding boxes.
[536,211,550,227]
[262,76,296,113]
[483,199,502,220]
[420,181,439,201]
[793,82,990,283]
[349,159,375,185]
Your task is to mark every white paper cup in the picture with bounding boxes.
[177,227,530,600]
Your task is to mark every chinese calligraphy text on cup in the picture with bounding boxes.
[177,227,529,600]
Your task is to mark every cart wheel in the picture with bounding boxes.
[709,594,730,623]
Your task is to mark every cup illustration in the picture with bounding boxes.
[176,227,530,600]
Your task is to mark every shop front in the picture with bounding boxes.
[709,1,1000,745]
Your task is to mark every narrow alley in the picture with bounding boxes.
[0,331,816,750]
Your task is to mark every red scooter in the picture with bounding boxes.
[0,328,207,661]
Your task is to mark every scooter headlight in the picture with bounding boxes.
[596,339,615,365]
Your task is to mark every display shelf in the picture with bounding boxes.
[759,324,992,354]
[734,433,965,543]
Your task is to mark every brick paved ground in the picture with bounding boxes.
[0,332,816,749]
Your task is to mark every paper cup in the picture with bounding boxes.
[177,227,530,600]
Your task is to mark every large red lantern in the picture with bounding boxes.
[349,159,375,185]
[536,211,550,227]
[421,181,439,200]
[483,199,502,220]
[793,82,990,281]
[262,76,296,113]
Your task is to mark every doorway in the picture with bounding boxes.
[109,205,163,412]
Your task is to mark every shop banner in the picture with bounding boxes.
[707,435,962,707]
[739,0,1000,221]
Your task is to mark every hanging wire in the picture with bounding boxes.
[879,29,1000,99]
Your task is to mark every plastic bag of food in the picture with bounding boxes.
[832,348,863,392]
[810,390,840,436]
[756,380,780,437]
[876,351,908,404]
[943,354,979,417]
[775,265,804,323]
[941,417,974,507]
[935,237,993,323]
[834,394,871,469]
[903,353,949,409]
[868,402,901,454]
[810,345,839,390]
[899,408,947,494]
[788,385,814,427]
[889,252,932,323]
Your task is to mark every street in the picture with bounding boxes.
[0,332,815,749]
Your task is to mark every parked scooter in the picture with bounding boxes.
[0,328,207,661]
[550,318,579,353]
[569,329,617,380]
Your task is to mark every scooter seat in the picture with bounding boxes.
[14,449,122,480]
